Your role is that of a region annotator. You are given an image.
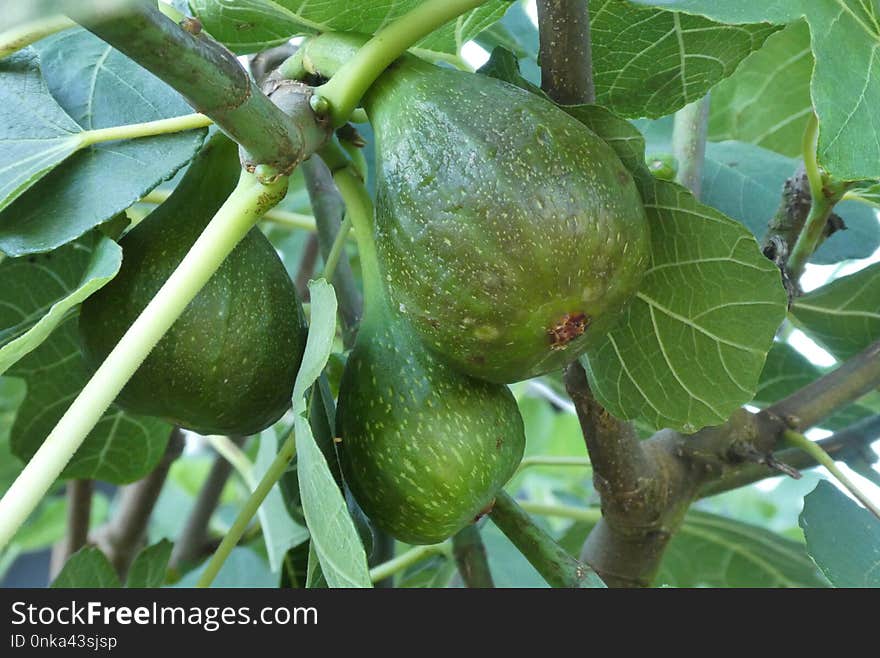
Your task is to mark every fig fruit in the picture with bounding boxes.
[79,134,305,436]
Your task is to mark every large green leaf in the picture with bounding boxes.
[0,28,205,256]
[558,507,828,587]
[8,315,172,484]
[708,20,812,158]
[629,1,803,25]
[0,50,83,213]
[801,480,880,587]
[51,546,121,588]
[0,233,122,375]
[634,1,880,180]
[590,0,777,118]
[126,539,173,588]
[569,109,786,432]
[293,279,371,588]
[190,0,509,59]
[0,378,27,493]
[792,263,880,359]
[658,510,828,586]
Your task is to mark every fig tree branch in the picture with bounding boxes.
[170,436,248,570]
[762,338,880,432]
[66,0,329,173]
[452,525,495,588]
[536,0,595,104]
[92,428,184,577]
[537,0,667,588]
[699,414,880,497]
[48,479,93,579]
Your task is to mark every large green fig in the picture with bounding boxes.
[364,57,651,383]
[337,218,525,545]
[79,134,305,436]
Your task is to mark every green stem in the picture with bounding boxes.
[139,189,318,232]
[782,430,880,520]
[787,113,835,280]
[197,432,297,587]
[0,170,287,551]
[515,456,591,475]
[312,0,488,127]
[69,0,328,172]
[322,146,383,313]
[206,435,255,488]
[489,492,604,588]
[321,215,352,280]
[518,501,602,524]
[79,113,212,147]
[0,14,75,58]
[368,542,449,583]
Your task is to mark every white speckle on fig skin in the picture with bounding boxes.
[337,301,525,546]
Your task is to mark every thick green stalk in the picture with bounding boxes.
[197,433,296,587]
[68,0,327,172]
[489,492,604,588]
[306,0,489,126]
[0,170,288,551]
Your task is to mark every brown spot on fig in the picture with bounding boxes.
[495,436,504,450]
[547,312,591,350]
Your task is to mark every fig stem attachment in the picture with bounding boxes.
[312,0,489,127]
[490,492,605,588]
[0,169,288,551]
[781,430,880,520]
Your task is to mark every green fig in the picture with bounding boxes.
[364,57,651,383]
[337,201,525,545]
[79,134,305,436]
